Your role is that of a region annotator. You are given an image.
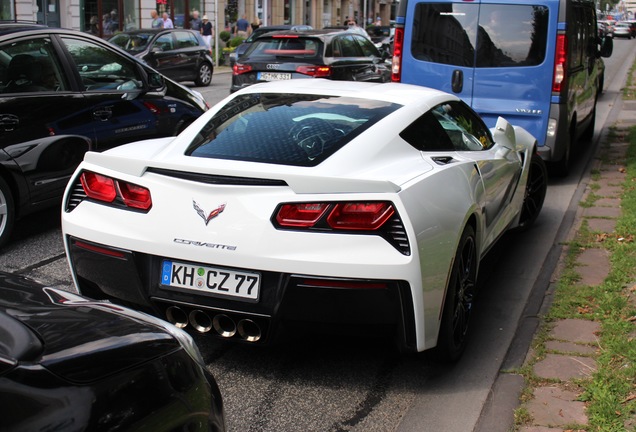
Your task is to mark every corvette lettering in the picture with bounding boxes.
[174,238,237,250]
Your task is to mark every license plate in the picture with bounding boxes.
[257,72,291,81]
[161,260,260,301]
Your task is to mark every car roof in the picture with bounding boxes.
[252,28,365,40]
[114,28,195,35]
[0,22,48,37]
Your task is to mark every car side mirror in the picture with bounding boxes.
[151,45,163,54]
[147,71,165,90]
[600,36,613,58]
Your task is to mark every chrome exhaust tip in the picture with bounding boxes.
[212,314,237,338]
[189,310,213,333]
[166,306,188,329]
[237,319,261,343]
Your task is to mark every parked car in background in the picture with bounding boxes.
[366,25,393,44]
[598,19,615,37]
[613,22,633,39]
[0,23,208,248]
[61,79,547,362]
[597,21,613,38]
[0,271,226,431]
[231,29,390,92]
[109,29,214,86]
[229,24,313,66]
[323,24,372,40]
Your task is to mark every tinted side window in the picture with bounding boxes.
[411,3,548,68]
[354,35,380,57]
[400,112,454,151]
[431,101,493,151]
[155,33,175,51]
[61,37,142,91]
[176,31,198,48]
[339,35,363,57]
[0,37,67,93]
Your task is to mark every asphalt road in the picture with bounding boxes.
[2,41,635,432]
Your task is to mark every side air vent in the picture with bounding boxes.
[146,167,288,186]
[64,177,86,212]
[381,215,411,256]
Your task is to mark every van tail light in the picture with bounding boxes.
[80,171,152,211]
[296,65,332,78]
[233,63,252,75]
[391,27,404,82]
[274,202,395,231]
[552,34,567,92]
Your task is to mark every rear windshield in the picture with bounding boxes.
[244,37,322,60]
[411,3,548,67]
[186,93,401,166]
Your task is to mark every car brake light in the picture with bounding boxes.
[296,65,331,77]
[276,203,330,227]
[272,34,299,38]
[117,182,152,210]
[80,171,152,211]
[233,63,252,75]
[327,202,395,230]
[391,27,404,82]
[553,34,567,92]
[80,171,116,202]
[275,201,395,231]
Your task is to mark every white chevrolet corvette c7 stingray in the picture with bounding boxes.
[62,79,547,362]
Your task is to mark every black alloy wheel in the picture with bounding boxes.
[432,225,477,362]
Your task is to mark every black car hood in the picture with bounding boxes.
[0,273,179,383]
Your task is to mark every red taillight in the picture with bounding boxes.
[275,201,395,231]
[553,34,567,92]
[276,203,330,227]
[117,182,152,210]
[80,171,116,202]
[327,202,395,230]
[296,65,331,77]
[233,63,252,75]
[80,171,152,211]
[391,27,404,82]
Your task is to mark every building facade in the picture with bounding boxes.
[4,0,395,38]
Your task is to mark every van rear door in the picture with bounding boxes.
[399,0,479,105]
[471,0,555,143]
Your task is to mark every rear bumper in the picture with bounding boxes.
[67,236,418,352]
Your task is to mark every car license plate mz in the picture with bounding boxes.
[161,260,260,301]
[258,72,291,81]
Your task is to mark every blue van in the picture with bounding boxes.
[392,0,613,175]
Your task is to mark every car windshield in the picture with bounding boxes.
[186,93,401,166]
[109,33,152,52]
[244,37,322,59]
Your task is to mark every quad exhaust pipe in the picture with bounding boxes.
[165,306,262,342]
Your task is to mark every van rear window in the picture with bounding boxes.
[411,3,548,67]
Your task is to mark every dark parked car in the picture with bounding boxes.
[231,29,390,92]
[0,23,208,247]
[0,271,225,431]
[229,24,313,66]
[109,28,214,86]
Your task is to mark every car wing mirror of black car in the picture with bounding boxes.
[117,79,145,100]
[151,46,163,54]
[147,71,165,90]
[600,35,613,58]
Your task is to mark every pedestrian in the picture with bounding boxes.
[236,14,249,37]
[162,12,174,29]
[150,10,163,28]
[251,18,261,33]
[201,15,213,52]
[190,10,202,31]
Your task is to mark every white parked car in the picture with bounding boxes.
[61,80,547,362]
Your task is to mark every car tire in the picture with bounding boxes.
[0,177,15,249]
[430,224,477,363]
[518,152,547,230]
[195,62,212,86]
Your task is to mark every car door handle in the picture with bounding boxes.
[93,107,113,121]
[0,114,19,132]
[451,69,463,93]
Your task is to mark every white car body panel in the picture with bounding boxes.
[62,81,541,353]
